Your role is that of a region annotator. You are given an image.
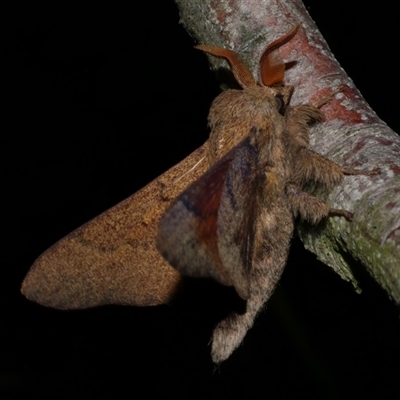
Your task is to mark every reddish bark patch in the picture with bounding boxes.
[385,202,398,210]
[390,164,400,174]
[353,136,396,154]
[377,137,395,146]
[387,226,400,241]
[211,0,234,25]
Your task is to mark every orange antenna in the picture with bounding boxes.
[259,24,300,86]
[195,45,256,88]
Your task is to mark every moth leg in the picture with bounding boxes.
[286,184,353,223]
[294,149,343,187]
[341,167,381,176]
[293,149,380,188]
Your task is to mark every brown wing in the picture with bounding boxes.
[217,133,261,300]
[156,150,235,287]
[157,129,263,301]
[21,145,208,309]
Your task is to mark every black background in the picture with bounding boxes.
[3,2,400,399]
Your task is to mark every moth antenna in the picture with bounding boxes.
[195,45,256,88]
[259,24,300,86]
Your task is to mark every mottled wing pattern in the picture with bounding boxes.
[21,145,208,309]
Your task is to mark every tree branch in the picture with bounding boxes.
[175,0,400,304]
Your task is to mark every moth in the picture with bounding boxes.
[22,25,378,363]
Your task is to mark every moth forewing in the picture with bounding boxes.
[156,151,235,287]
[216,136,259,301]
[22,145,209,309]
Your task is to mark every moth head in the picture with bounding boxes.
[269,85,294,115]
[195,24,299,93]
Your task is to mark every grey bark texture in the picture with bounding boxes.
[174,0,400,305]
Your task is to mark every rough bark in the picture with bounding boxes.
[174,0,400,305]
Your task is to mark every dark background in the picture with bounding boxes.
[3,2,400,399]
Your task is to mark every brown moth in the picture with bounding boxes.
[22,25,378,363]
[156,25,379,363]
